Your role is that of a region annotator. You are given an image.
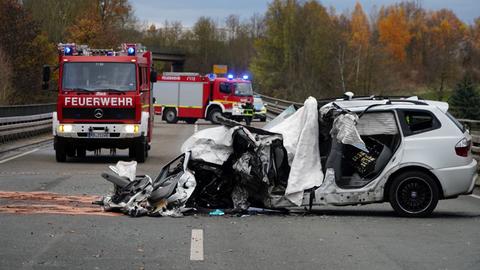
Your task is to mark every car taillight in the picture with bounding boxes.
[455,138,471,157]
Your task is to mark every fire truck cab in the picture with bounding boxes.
[153,73,254,125]
[43,43,157,163]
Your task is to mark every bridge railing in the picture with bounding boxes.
[0,104,54,144]
[257,94,480,161]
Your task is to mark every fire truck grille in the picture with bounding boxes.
[62,108,136,120]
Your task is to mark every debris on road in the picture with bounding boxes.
[95,95,448,217]
[96,97,324,217]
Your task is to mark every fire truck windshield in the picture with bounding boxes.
[234,82,253,96]
[62,62,136,92]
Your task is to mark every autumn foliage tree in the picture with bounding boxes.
[425,10,468,100]
[1,0,478,110]
[67,0,135,48]
[378,6,412,62]
[251,0,338,100]
[0,0,56,104]
[349,2,370,91]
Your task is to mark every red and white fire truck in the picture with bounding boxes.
[42,43,157,163]
[153,73,254,125]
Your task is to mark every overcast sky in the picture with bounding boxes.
[132,0,479,27]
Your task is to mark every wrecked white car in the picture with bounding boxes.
[97,96,478,217]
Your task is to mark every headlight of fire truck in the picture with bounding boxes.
[58,124,73,133]
[124,124,139,134]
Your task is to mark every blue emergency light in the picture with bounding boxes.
[127,47,135,56]
[242,75,249,80]
[207,73,217,81]
[64,46,72,55]
[227,74,234,80]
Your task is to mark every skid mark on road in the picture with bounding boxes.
[0,191,120,216]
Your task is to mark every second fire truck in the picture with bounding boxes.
[153,73,254,125]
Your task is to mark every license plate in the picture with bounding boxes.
[88,132,109,138]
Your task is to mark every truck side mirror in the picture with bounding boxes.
[150,70,157,83]
[42,65,50,90]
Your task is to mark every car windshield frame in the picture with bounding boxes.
[62,62,137,92]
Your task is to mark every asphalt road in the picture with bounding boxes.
[0,119,479,270]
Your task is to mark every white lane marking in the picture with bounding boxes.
[190,229,204,261]
[0,148,39,164]
[194,123,198,134]
[469,194,480,200]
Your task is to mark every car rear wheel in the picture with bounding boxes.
[389,171,439,217]
[164,108,178,124]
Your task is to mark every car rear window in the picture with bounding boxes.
[397,109,441,136]
[445,111,466,132]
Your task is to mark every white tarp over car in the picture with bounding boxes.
[181,97,323,206]
[266,97,323,206]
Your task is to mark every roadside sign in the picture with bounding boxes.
[213,65,228,74]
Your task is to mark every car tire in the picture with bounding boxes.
[208,108,222,124]
[55,141,66,162]
[260,116,267,122]
[389,170,439,217]
[164,108,178,124]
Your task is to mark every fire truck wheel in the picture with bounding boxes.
[208,108,222,124]
[76,147,86,158]
[185,118,197,124]
[66,146,75,157]
[134,139,146,163]
[164,108,178,124]
[55,143,66,162]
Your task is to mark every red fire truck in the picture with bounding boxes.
[42,43,157,163]
[153,73,254,125]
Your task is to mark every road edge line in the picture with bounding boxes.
[0,148,40,164]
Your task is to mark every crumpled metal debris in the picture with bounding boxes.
[95,97,395,217]
[98,153,196,217]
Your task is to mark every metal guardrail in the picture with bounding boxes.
[0,103,55,143]
[258,94,480,161]
[0,103,56,117]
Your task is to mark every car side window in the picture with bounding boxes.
[398,109,441,136]
[219,82,232,94]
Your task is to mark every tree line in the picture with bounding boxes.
[0,0,478,119]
